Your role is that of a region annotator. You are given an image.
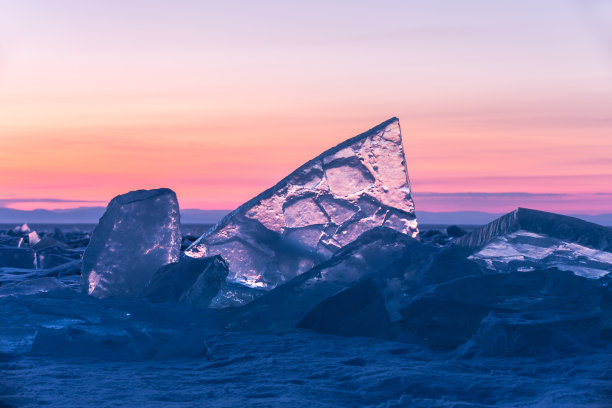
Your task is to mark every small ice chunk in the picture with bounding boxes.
[0,236,23,247]
[81,188,181,298]
[51,228,68,243]
[0,277,66,298]
[0,247,36,269]
[37,252,74,269]
[140,256,228,306]
[28,231,40,246]
[12,224,30,234]
[32,236,68,251]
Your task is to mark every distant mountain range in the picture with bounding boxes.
[0,207,228,225]
[416,211,612,226]
[0,207,610,226]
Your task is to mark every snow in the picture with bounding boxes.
[80,188,182,298]
[185,118,418,303]
[1,330,610,407]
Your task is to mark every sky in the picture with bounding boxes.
[0,0,611,214]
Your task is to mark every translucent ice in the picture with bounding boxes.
[185,118,418,295]
[140,256,228,306]
[401,268,601,351]
[455,208,612,278]
[81,188,181,298]
[28,231,40,246]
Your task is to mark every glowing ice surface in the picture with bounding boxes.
[185,118,418,293]
[456,209,612,279]
[81,188,181,298]
[469,230,612,278]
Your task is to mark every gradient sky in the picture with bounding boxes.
[1,0,611,214]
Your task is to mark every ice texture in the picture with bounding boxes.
[140,256,228,306]
[81,188,181,298]
[455,207,612,252]
[455,208,612,278]
[227,227,480,333]
[401,268,601,352]
[297,278,394,338]
[1,222,612,407]
[185,118,418,295]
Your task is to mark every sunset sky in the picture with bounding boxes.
[1,0,611,214]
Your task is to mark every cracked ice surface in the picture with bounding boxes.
[81,188,181,298]
[469,230,612,279]
[186,118,418,293]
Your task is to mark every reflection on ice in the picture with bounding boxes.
[456,209,612,279]
[469,229,612,278]
[80,188,182,298]
[186,118,418,297]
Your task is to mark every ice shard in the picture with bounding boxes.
[81,188,181,298]
[185,118,418,296]
[454,208,612,278]
[140,256,228,306]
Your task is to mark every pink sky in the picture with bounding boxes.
[1,1,611,214]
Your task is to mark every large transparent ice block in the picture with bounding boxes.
[185,118,418,293]
[81,188,182,298]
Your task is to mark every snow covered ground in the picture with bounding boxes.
[2,330,611,408]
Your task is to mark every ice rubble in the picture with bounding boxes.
[401,268,603,352]
[81,188,182,298]
[454,208,612,278]
[227,223,610,354]
[227,227,480,333]
[185,118,418,297]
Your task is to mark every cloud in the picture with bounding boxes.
[0,198,105,208]
[413,192,568,198]
[411,191,612,214]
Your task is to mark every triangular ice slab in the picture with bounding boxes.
[186,118,418,294]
